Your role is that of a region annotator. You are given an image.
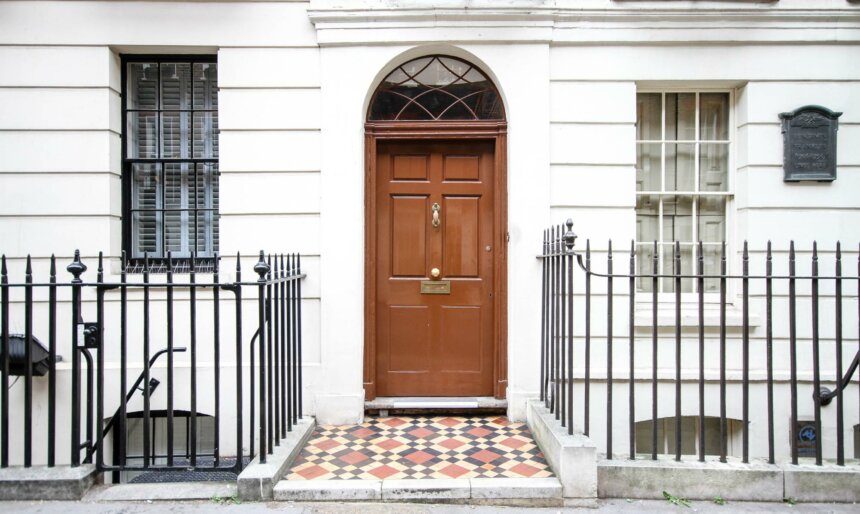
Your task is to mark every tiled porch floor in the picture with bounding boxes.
[286,416,554,481]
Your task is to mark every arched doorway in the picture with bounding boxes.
[363,55,508,400]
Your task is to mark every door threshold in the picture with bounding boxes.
[366,396,506,412]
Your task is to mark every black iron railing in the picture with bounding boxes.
[540,219,859,465]
[0,249,304,477]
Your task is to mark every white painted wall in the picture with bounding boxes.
[0,0,858,464]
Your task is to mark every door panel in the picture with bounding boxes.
[388,306,430,372]
[376,140,495,397]
[391,196,428,277]
[443,196,480,278]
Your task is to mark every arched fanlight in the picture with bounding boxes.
[368,55,504,122]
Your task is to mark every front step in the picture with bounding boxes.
[365,396,506,414]
[273,477,562,505]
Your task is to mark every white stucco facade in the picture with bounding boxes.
[0,0,859,466]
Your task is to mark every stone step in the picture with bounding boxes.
[364,396,507,412]
[273,477,562,504]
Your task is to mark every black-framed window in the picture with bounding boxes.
[122,55,219,267]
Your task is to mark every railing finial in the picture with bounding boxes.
[562,218,577,251]
[66,249,87,281]
[254,250,270,281]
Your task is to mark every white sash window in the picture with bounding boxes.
[635,91,732,293]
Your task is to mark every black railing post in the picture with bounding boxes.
[67,249,87,467]
[117,251,128,482]
[266,254,274,453]
[789,242,798,464]
[584,239,591,436]
[674,242,681,462]
[719,242,727,463]
[742,241,750,464]
[212,253,221,466]
[697,241,705,462]
[24,256,33,467]
[296,253,303,419]
[834,242,844,466]
[540,230,547,404]
[254,251,270,463]
[190,251,198,467]
[562,220,576,436]
[0,256,8,468]
[766,242,775,465]
[811,242,822,466]
[628,241,635,460]
[166,252,175,467]
[233,252,244,474]
[142,253,151,469]
[95,252,105,469]
[606,240,613,458]
[651,240,658,461]
[48,255,57,467]
[550,226,557,416]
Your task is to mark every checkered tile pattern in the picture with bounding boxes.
[286,416,553,480]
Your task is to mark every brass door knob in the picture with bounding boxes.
[430,267,441,279]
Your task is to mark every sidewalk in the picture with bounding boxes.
[1,499,856,513]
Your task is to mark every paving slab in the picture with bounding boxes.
[237,417,316,501]
[381,478,470,502]
[84,481,237,501]
[274,479,382,501]
[598,457,783,502]
[783,461,860,503]
[470,477,562,499]
[0,464,97,500]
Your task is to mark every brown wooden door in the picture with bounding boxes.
[375,140,495,397]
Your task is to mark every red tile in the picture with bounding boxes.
[339,451,370,465]
[509,462,541,477]
[313,439,340,451]
[467,427,492,438]
[438,438,466,450]
[438,464,469,478]
[368,464,399,479]
[297,465,329,480]
[491,417,511,426]
[498,437,528,450]
[376,438,403,451]
[471,449,502,464]
[349,427,375,439]
[437,417,462,427]
[407,427,434,439]
[382,418,407,427]
[404,450,434,465]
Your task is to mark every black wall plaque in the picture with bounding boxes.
[779,105,841,182]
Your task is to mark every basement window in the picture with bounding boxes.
[634,416,742,457]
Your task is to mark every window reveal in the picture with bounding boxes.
[124,57,219,264]
[635,92,731,293]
